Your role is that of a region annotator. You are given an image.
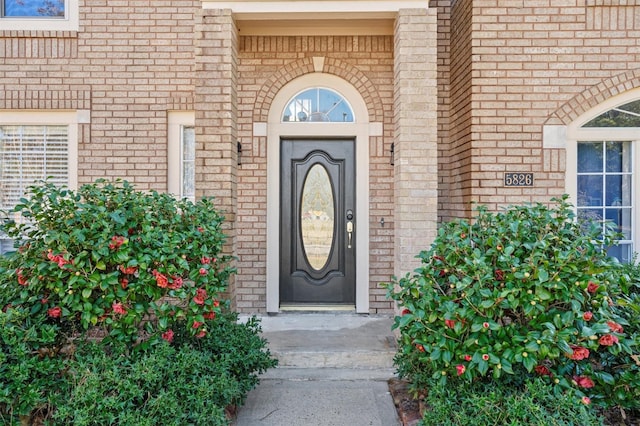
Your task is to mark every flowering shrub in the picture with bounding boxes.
[385,196,638,410]
[1,179,233,347]
[0,180,278,424]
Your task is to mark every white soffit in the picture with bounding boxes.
[202,1,429,20]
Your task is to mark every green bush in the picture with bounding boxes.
[0,180,277,424]
[52,313,277,426]
[1,179,233,347]
[0,307,69,425]
[422,378,603,426]
[384,197,638,409]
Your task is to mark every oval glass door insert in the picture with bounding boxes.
[300,164,335,270]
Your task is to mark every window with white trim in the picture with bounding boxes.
[567,95,640,263]
[168,112,195,202]
[0,0,78,31]
[0,111,79,254]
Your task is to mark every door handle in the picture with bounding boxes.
[346,221,353,248]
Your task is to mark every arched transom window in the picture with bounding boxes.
[282,88,354,123]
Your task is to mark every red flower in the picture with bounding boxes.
[482,354,489,361]
[109,235,125,250]
[196,329,207,338]
[199,268,207,276]
[169,276,183,290]
[494,269,504,281]
[598,334,619,346]
[41,298,48,304]
[204,311,216,320]
[445,319,456,329]
[587,281,599,294]
[193,288,207,305]
[161,329,174,343]
[197,227,204,232]
[120,278,129,289]
[192,321,203,329]
[574,375,595,389]
[415,343,425,352]
[16,269,28,286]
[464,354,472,362]
[213,300,220,307]
[201,256,211,264]
[401,308,410,316]
[152,270,169,288]
[567,345,590,360]
[47,306,62,318]
[581,396,591,405]
[112,302,127,315]
[456,364,466,376]
[582,311,593,321]
[607,321,624,333]
[119,265,138,275]
[483,322,490,329]
[534,365,552,377]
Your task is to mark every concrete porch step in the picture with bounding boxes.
[248,313,398,375]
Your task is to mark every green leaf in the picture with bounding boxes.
[536,288,552,300]
[95,261,106,271]
[82,288,92,299]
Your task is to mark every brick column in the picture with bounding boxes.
[194,9,238,304]
[393,8,439,277]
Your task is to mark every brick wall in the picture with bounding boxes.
[0,0,199,190]
[440,0,640,218]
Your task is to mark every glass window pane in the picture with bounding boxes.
[607,243,632,263]
[605,174,632,206]
[577,175,603,206]
[283,88,354,123]
[584,99,640,128]
[3,0,65,17]
[605,141,632,173]
[578,208,604,237]
[181,126,195,201]
[578,142,603,172]
[605,208,632,239]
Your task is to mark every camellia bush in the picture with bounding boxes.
[1,179,233,346]
[0,179,277,425]
[384,196,639,412]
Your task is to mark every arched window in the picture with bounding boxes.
[282,88,355,123]
[570,95,640,262]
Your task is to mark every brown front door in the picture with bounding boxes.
[280,139,356,305]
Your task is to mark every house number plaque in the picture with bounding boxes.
[504,173,534,187]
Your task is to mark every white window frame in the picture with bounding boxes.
[0,110,82,253]
[0,0,79,31]
[168,111,195,202]
[564,88,640,260]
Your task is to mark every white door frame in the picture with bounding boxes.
[263,72,377,313]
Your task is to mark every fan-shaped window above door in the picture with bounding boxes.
[282,88,355,123]
[583,99,640,127]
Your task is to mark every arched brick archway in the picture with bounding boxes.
[253,57,384,123]
[547,68,640,126]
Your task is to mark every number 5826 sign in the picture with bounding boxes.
[504,173,534,187]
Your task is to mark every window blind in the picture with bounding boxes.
[0,125,68,253]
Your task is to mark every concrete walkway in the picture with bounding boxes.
[234,313,401,426]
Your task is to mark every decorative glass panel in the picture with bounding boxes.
[300,164,335,270]
[2,0,65,17]
[283,88,354,123]
[583,99,640,127]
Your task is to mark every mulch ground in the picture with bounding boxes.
[388,377,639,426]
